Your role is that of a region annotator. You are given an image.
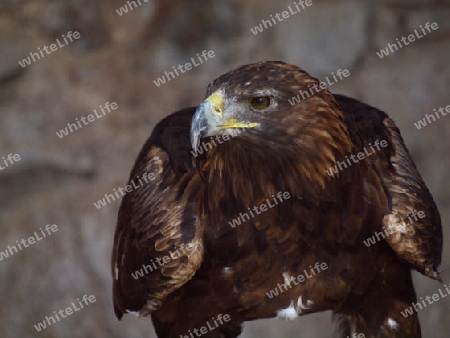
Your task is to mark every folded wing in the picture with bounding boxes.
[112,107,204,318]
[336,94,442,280]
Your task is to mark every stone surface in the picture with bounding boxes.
[273,0,370,77]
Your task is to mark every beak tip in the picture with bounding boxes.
[190,132,200,151]
[190,97,223,151]
[190,103,206,151]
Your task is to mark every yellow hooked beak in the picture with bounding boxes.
[190,93,258,150]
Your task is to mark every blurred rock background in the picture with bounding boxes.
[0,0,449,337]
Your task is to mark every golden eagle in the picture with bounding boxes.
[111,61,442,337]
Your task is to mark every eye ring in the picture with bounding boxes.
[249,96,271,110]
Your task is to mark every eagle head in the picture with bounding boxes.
[190,61,354,200]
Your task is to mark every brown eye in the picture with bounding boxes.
[249,96,271,110]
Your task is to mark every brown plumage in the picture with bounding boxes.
[111,61,442,337]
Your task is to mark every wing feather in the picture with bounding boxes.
[112,108,204,319]
[336,94,442,279]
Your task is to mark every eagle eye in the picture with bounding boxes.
[249,96,271,110]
